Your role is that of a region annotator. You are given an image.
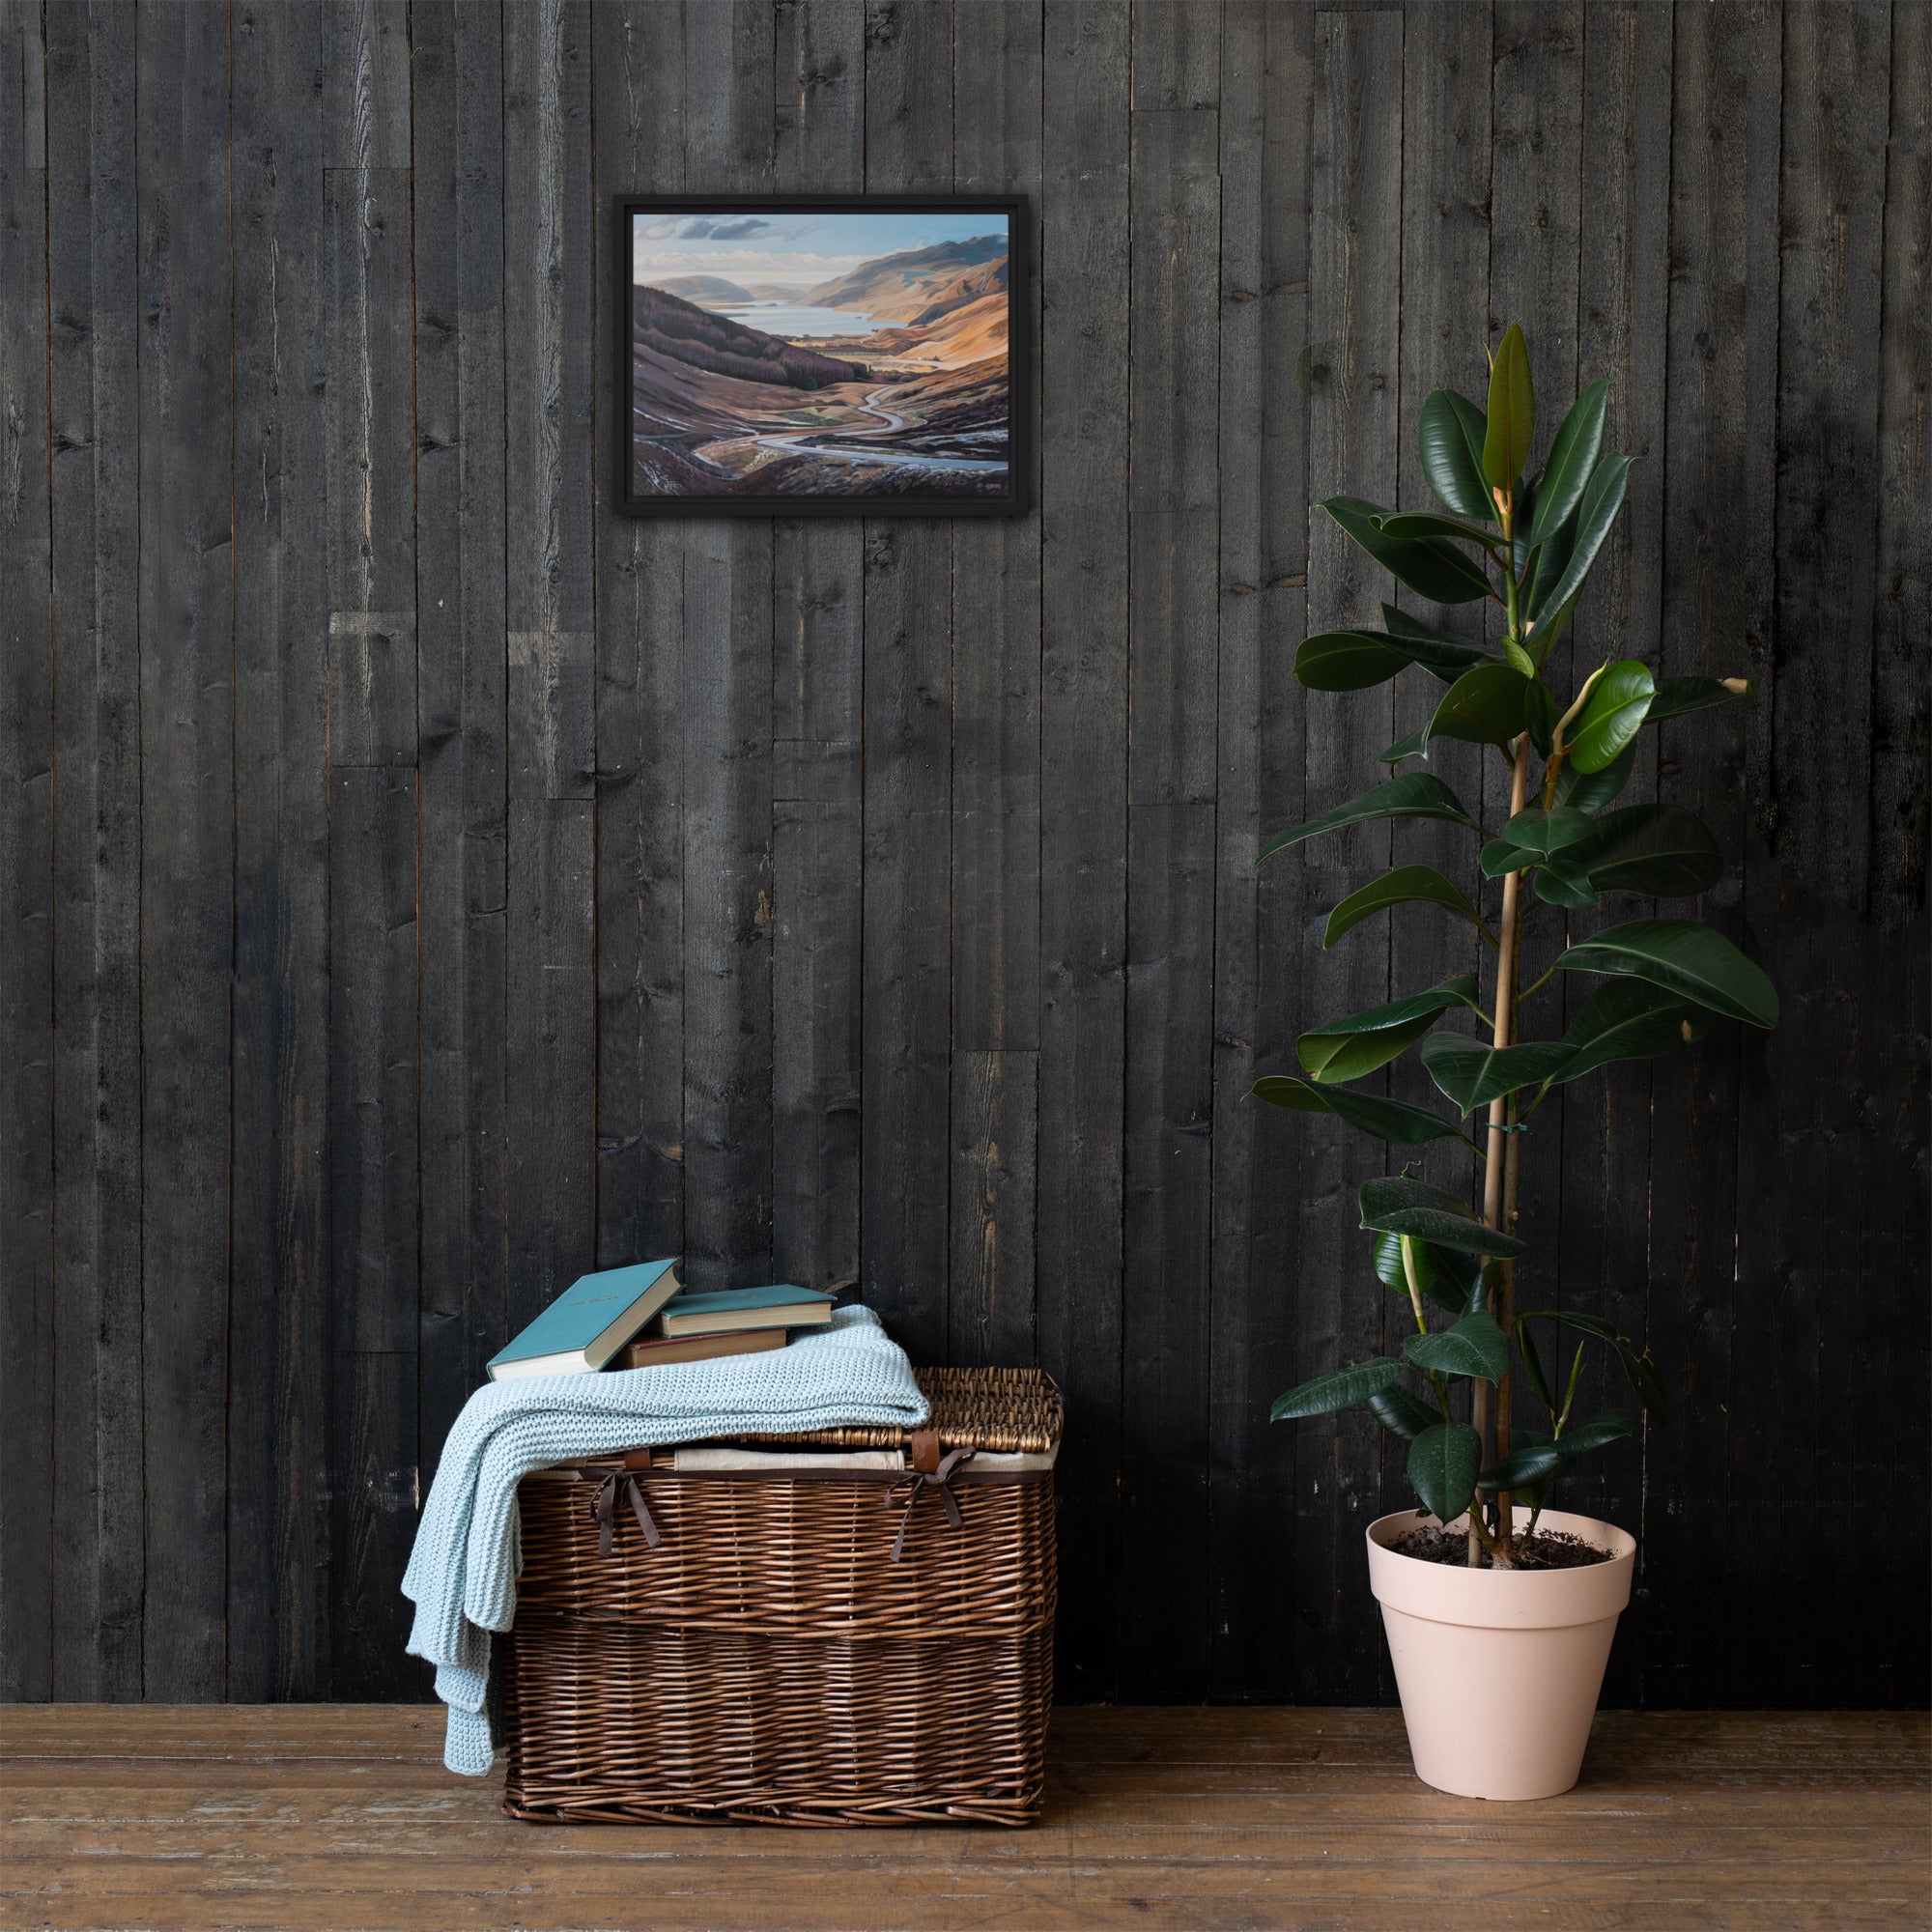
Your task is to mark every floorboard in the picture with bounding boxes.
[1,1707,1923,1932]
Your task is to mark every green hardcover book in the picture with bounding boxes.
[486,1259,683,1379]
[657,1284,836,1340]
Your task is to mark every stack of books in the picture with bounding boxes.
[485,1259,835,1381]
[613,1285,836,1368]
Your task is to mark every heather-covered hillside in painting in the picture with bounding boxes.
[628,209,1014,500]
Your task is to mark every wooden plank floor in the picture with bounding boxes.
[1,1706,1925,1931]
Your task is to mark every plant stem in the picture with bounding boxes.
[1475,729,1534,1567]
[1399,1236,1429,1333]
[1497,1089,1522,1560]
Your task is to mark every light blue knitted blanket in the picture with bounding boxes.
[403,1305,928,1774]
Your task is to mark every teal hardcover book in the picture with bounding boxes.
[658,1284,837,1339]
[486,1259,683,1380]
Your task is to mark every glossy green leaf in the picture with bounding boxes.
[1524,587,1581,667]
[1375,1233,1484,1317]
[1251,1075,1467,1147]
[1372,510,1507,550]
[1525,451,1633,629]
[1323,865,1491,949]
[1406,1309,1511,1382]
[1566,804,1723,897]
[1548,980,1707,1086]
[1408,1423,1483,1523]
[1481,838,1534,879]
[1368,1383,1440,1441]
[1532,856,1600,908]
[1498,806,1596,855]
[1556,918,1778,1028]
[1359,1175,1529,1258]
[1323,497,1494,606]
[1375,1231,1459,1315]
[1426,663,1533,753]
[1380,725,1430,764]
[1525,506,1576,620]
[1552,742,1635,812]
[1373,607,1496,684]
[1520,1309,1670,1421]
[1293,631,1414,692]
[1297,977,1481,1083]
[1526,381,1608,544]
[1511,469,1542,578]
[1555,1409,1634,1457]
[1379,604,1480,647]
[1500,1427,1558,1511]
[1270,1356,1406,1422]
[1483,323,1534,492]
[1258,774,1481,867]
[1516,1322,1555,1408]
[1420,1032,1577,1114]
[1418,388,1493,520]
[1523,671,1558,753]
[1568,658,1656,773]
[1477,1438,1567,1491]
[1295,625,1492,693]
[1648,675,1753,723]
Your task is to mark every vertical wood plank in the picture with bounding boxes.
[0,0,51,1702]
[228,0,332,1701]
[1769,0,1889,907]
[507,798,595,1329]
[594,0,687,1276]
[1872,0,1931,934]
[46,0,143,1703]
[949,0,1040,1366]
[414,0,510,1479]
[1121,0,1220,1702]
[324,0,416,769]
[1037,0,1129,1701]
[327,767,419,1695]
[1208,0,1315,1707]
[861,0,954,1362]
[1289,2,1404,1705]
[677,0,775,1294]
[321,0,418,1702]
[1738,0,1899,1708]
[1863,0,1932,1702]
[505,0,597,1319]
[1390,0,1491,1196]
[1555,0,1673,1693]
[1647,0,1781,1708]
[771,0,865,1296]
[137,0,232,1700]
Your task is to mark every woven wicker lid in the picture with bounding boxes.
[737,1365,1062,1455]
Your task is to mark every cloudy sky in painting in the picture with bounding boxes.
[633,210,1007,290]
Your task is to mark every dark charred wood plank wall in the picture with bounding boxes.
[0,0,1924,1709]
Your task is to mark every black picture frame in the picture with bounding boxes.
[614,194,1032,518]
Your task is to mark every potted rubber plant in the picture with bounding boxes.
[1257,325,1776,1801]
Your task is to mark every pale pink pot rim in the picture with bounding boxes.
[1366,1505,1636,1629]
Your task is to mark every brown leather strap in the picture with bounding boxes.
[592,1470,663,1556]
[887,1446,976,1562]
[909,1428,942,1474]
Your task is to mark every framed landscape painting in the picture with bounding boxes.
[615,195,1031,517]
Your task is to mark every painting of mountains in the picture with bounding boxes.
[620,201,1026,514]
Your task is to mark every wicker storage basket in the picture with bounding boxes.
[500,1366,1060,1827]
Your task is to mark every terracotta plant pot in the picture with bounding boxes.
[1366,1505,1636,1801]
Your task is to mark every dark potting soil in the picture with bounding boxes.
[1390,1523,1615,1570]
